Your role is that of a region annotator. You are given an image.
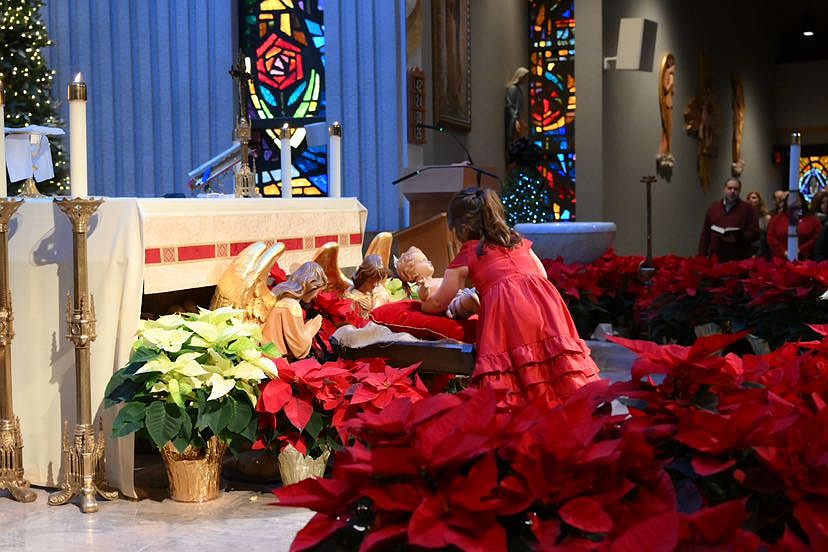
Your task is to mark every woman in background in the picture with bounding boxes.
[746,190,771,256]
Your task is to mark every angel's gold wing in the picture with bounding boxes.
[312,241,353,294]
[365,231,393,269]
[210,241,286,323]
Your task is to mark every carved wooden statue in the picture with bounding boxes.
[731,73,745,177]
[657,53,676,171]
[684,53,720,190]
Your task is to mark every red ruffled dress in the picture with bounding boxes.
[448,239,600,407]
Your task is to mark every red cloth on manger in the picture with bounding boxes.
[370,299,478,342]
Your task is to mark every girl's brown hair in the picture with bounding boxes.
[272,261,328,301]
[447,187,521,256]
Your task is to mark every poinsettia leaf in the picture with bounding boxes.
[687,331,750,361]
[195,388,208,430]
[241,416,258,442]
[178,406,193,442]
[259,379,293,413]
[260,341,281,359]
[559,497,613,533]
[284,397,314,432]
[145,401,182,448]
[610,510,679,551]
[201,399,232,436]
[359,523,407,552]
[227,396,253,434]
[289,514,347,552]
[129,347,162,365]
[103,371,144,407]
[116,401,146,422]
[172,434,190,454]
[691,455,737,477]
[304,411,325,441]
[112,403,146,438]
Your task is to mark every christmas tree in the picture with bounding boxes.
[0,0,68,195]
[501,166,555,226]
[501,137,557,224]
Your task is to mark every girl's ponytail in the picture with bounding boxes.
[448,187,521,256]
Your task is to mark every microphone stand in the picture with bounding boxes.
[392,164,498,186]
[399,123,494,187]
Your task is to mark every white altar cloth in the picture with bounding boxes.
[10,197,366,498]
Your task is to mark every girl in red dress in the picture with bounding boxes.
[421,187,600,407]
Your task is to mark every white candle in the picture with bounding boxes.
[787,132,801,262]
[68,72,88,197]
[280,123,292,199]
[328,122,341,198]
[0,81,6,197]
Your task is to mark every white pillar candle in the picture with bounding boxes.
[328,122,342,198]
[0,81,6,197]
[68,73,88,197]
[787,132,801,262]
[280,123,292,199]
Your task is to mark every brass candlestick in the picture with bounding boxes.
[230,50,260,198]
[0,199,36,502]
[18,177,45,198]
[48,198,118,513]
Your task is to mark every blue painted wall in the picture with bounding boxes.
[43,0,404,231]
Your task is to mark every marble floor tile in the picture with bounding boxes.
[0,488,313,551]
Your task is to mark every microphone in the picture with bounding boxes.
[391,164,500,186]
[415,122,474,166]
[416,123,446,132]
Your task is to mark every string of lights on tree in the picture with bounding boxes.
[0,0,68,195]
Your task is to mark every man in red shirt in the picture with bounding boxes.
[698,178,759,261]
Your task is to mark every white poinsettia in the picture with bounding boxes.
[152,314,187,330]
[231,360,267,381]
[206,373,236,401]
[140,327,193,353]
[134,353,175,375]
[108,306,284,454]
[251,356,279,379]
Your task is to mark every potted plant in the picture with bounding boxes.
[256,356,432,486]
[104,306,278,502]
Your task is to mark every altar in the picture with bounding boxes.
[9,197,366,498]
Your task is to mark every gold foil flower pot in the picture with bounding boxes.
[278,444,329,486]
[160,437,227,502]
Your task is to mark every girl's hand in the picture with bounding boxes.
[421,267,468,314]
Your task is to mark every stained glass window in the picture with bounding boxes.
[239,0,327,196]
[528,0,576,220]
[799,156,828,204]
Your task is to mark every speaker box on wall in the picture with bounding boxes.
[616,18,657,71]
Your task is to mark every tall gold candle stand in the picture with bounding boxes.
[230,50,260,198]
[48,198,119,513]
[18,178,45,198]
[0,199,36,502]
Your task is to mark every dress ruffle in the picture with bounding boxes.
[476,353,601,408]
[475,334,592,375]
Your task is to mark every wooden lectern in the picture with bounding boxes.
[396,163,499,226]
[394,163,498,276]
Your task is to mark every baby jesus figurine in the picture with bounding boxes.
[396,246,480,319]
[345,254,392,318]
